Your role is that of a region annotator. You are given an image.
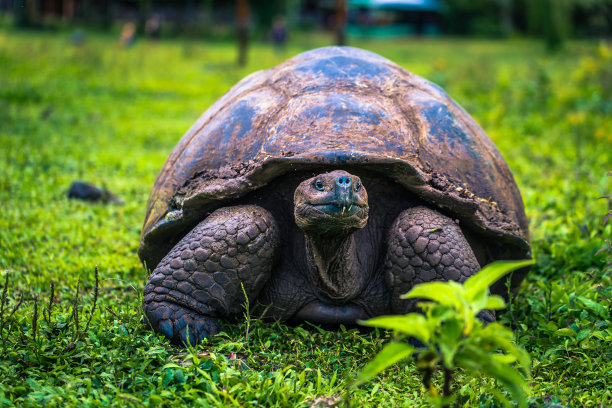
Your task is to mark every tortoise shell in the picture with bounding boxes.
[138,46,530,279]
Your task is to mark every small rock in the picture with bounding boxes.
[67,181,122,204]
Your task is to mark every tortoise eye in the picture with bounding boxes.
[314,180,325,191]
[355,181,361,192]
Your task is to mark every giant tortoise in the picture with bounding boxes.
[139,46,530,345]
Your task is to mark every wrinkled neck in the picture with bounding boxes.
[304,231,364,303]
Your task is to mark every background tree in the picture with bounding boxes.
[14,0,38,28]
[237,0,250,66]
[335,0,347,46]
[498,0,514,37]
[527,0,572,50]
[137,0,152,35]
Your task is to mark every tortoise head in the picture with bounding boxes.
[294,170,369,235]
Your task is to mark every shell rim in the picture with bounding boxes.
[138,153,530,271]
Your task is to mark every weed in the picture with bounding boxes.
[355,261,533,408]
[42,280,55,326]
[72,265,99,345]
[0,272,24,352]
[595,171,612,262]
[0,266,100,363]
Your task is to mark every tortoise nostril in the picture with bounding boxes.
[337,176,352,186]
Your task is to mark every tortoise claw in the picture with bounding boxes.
[145,300,220,346]
[476,309,496,324]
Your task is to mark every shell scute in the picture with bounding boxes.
[174,87,284,179]
[262,91,417,161]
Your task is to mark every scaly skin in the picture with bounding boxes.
[144,171,496,345]
[143,205,279,345]
[384,206,486,314]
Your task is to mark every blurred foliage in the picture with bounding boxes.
[431,0,611,46]
[0,29,611,406]
[5,0,612,42]
[438,0,511,37]
[526,0,572,50]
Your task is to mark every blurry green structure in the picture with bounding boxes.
[527,0,571,50]
[347,0,440,37]
[1,0,610,43]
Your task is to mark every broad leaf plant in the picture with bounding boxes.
[355,260,534,407]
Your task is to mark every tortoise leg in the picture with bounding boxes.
[143,205,279,345]
[384,206,494,321]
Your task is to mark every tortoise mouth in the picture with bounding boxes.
[312,202,365,217]
[295,201,369,234]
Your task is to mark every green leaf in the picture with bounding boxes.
[353,342,414,386]
[487,387,514,408]
[464,260,534,300]
[485,295,507,310]
[456,346,529,408]
[491,354,518,364]
[401,281,465,309]
[440,317,463,343]
[580,339,598,350]
[469,287,489,311]
[554,328,577,337]
[576,296,608,319]
[161,363,182,370]
[438,317,464,368]
[475,324,531,371]
[359,314,430,342]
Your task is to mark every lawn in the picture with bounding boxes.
[0,26,610,407]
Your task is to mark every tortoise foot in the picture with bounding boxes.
[143,205,279,345]
[384,206,483,314]
[292,300,369,325]
[145,300,220,345]
[476,309,496,323]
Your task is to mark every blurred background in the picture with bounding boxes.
[1,0,611,62]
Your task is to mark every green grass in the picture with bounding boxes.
[0,28,610,407]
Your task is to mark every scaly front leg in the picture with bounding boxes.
[143,205,279,345]
[384,206,494,321]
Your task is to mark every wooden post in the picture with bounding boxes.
[236,0,249,66]
[15,0,39,27]
[498,0,514,37]
[62,0,75,22]
[138,0,151,35]
[335,0,347,46]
